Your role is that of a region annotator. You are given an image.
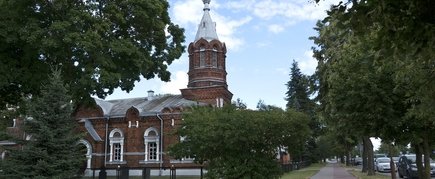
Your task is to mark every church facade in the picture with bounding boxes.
[73,0,232,176]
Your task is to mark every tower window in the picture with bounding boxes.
[199,47,205,67]
[212,48,218,68]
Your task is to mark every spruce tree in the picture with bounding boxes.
[1,70,85,178]
[285,60,313,113]
[285,60,320,163]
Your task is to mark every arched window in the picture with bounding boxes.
[212,47,218,68]
[199,46,206,67]
[78,139,92,169]
[144,127,160,162]
[109,129,124,162]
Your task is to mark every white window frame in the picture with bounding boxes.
[144,127,160,162]
[109,128,124,162]
[78,139,92,169]
[180,136,194,162]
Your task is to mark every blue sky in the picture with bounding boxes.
[105,0,382,150]
[106,0,340,109]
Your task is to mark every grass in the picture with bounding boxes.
[349,170,391,179]
[280,163,326,179]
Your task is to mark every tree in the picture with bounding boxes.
[169,105,311,179]
[1,69,85,178]
[0,0,185,108]
[232,98,247,110]
[312,0,435,178]
[285,60,313,113]
[285,60,320,163]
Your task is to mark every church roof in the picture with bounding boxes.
[94,95,204,117]
[194,0,219,42]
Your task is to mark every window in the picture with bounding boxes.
[179,136,194,161]
[144,128,160,162]
[212,48,217,67]
[109,129,124,162]
[199,47,205,67]
[113,143,121,161]
[148,142,157,160]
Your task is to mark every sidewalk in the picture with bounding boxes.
[310,162,356,179]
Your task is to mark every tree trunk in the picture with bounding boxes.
[364,136,375,176]
[362,137,368,173]
[346,150,351,166]
[422,133,432,179]
[346,142,352,166]
[415,143,424,179]
[388,143,397,179]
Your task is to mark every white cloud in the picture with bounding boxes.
[172,0,252,51]
[252,0,338,21]
[223,0,340,34]
[298,50,317,75]
[160,71,188,94]
[268,24,285,33]
[213,15,252,50]
[172,0,203,27]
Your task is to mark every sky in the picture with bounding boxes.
[106,0,341,109]
[105,0,381,150]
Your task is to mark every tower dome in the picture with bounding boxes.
[180,0,232,107]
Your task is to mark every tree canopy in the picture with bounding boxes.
[169,105,311,179]
[0,69,85,178]
[0,0,185,108]
[311,0,435,177]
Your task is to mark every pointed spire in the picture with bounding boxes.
[195,0,219,42]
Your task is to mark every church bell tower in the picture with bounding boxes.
[180,0,233,107]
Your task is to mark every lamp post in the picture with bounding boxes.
[117,165,120,179]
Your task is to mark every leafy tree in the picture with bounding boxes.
[232,98,247,110]
[312,0,435,177]
[1,69,85,178]
[0,0,185,108]
[376,142,407,157]
[169,105,310,179]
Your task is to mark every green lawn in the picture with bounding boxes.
[349,170,391,179]
[280,163,326,179]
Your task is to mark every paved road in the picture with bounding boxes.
[311,163,356,179]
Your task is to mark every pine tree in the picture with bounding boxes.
[285,60,320,163]
[285,60,313,113]
[1,69,85,178]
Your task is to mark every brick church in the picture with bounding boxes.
[73,0,232,176]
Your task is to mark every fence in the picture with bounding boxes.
[281,161,311,173]
[83,166,204,179]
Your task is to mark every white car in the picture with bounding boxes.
[375,157,391,172]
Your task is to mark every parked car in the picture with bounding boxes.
[353,157,363,166]
[397,154,435,179]
[374,154,387,159]
[392,156,399,168]
[375,157,391,172]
